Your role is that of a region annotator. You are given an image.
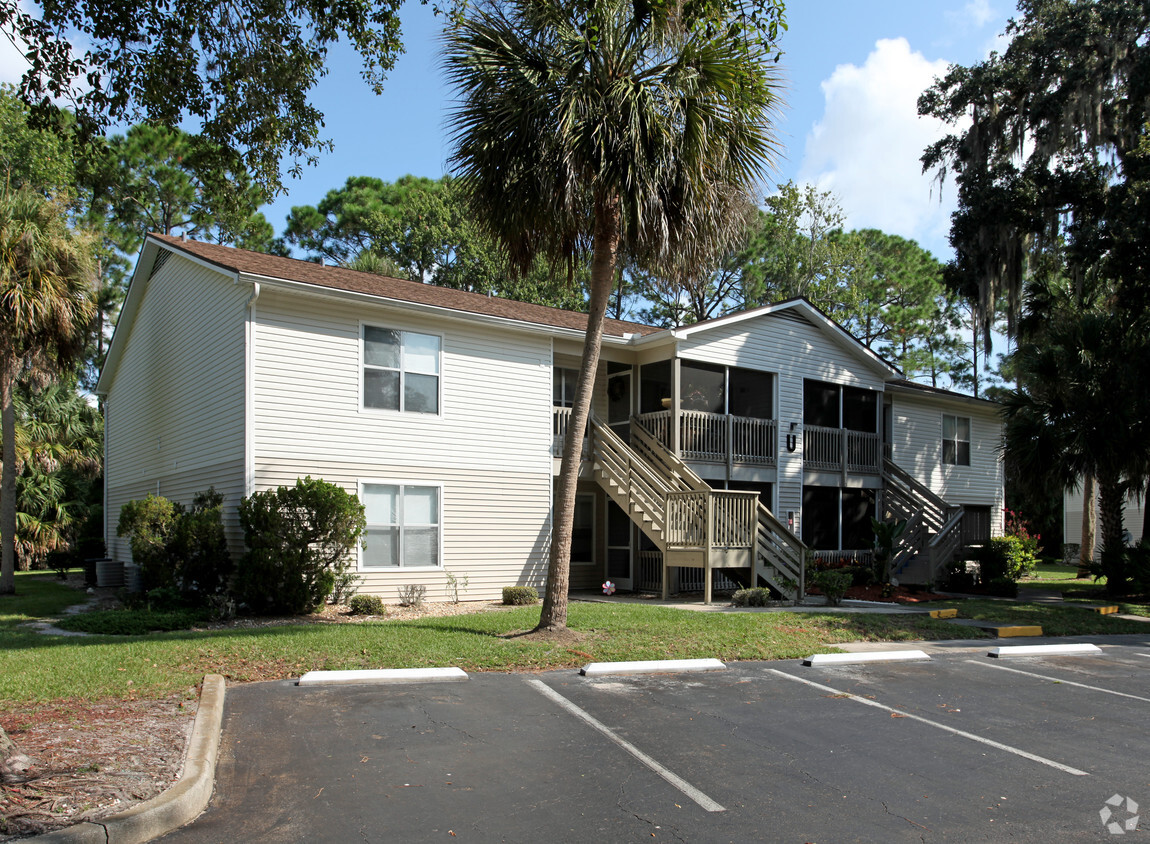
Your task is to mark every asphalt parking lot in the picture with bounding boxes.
[161,639,1150,843]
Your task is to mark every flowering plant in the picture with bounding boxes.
[1004,508,1042,556]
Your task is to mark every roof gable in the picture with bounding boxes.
[662,298,901,379]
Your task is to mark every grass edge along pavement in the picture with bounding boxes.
[3,572,1149,706]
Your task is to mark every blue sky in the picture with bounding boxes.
[256,0,1014,262]
[0,0,1015,261]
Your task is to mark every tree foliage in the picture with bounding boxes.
[0,0,411,195]
[1002,277,1150,593]
[284,174,588,310]
[0,188,95,595]
[919,0,1150,345]
[9,379,102,570]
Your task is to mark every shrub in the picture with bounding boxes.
[502,586,538,605]
[978,536,1039,583]
[168,488,233,599]
[731,587,774,607]
[348,594,387,616]
[116,488,233,604]
[330,567,361,605]
[398,583,427,608]
[235,477,366,615]
[117,493,180,590]
[811,570,852,606]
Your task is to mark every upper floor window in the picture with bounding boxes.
[363,326,440,414]
[942,414,971,465]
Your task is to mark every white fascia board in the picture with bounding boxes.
[885,381,1001,411]
[96,237,242,396]
[241,272,637,347]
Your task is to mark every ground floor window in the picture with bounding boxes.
[802,485,875,551]
[361,482,441,568]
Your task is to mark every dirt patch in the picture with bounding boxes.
[0,696,196,840]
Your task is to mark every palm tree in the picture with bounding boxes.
[1002,278,1149,595]
[0,188,95,595]
[444,0,782,630]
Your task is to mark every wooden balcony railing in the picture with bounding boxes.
[803,425,881,474]
[664,490,759,550]
[635,410,777,466]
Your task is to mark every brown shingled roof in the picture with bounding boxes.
[151,234,662,338]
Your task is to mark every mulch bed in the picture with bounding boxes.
[807,584,951,603]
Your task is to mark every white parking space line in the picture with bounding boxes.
[764,669,1089,777]
[966,660,1150,703]
[1136,654,1150,659]
[524,678,726,813]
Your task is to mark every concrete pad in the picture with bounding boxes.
[580,658,726,677]
[803,650,931,667]
[987,643,1104,658]
[298,667,468,685]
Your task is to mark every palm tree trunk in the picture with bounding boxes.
[1077,474,1096,577]
[1142,477,1150,546]
[1097,474,1127,596]
[537,196,622,632]
[1,363,18,595]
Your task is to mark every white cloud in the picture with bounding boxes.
[961,0,995,28]
[797,38,957,258]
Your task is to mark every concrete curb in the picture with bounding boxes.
[988,643,1104,658]
[298,667,468,685]
[30,674,226,844]
[803,650,931,667]
[580,658,726,677]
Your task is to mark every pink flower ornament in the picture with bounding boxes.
[602,580,616,595]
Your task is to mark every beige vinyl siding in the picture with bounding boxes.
[889,393,1005,535]
[254,459,550,601]
[102,254,248,559]
[1064,487,1146,556]
[252,290,552,475]
[678,311,887,527]
[250,291,553,600]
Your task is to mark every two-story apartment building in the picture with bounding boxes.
[97,235,1005,603]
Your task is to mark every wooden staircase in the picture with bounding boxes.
[587,417,806,602]
[882,458,964,585]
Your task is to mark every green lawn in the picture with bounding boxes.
[0,573,966,706]
[1020,563,1111,598]
[932,598,1150,636]
[3,571,1147,708]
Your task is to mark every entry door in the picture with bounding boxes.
[607,370,632,442]
[606,501,633,590]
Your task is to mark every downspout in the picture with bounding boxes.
[243,281,261,498]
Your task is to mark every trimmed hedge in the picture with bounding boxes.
[502,586,538,605]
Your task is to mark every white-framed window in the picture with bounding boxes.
[572,494,595,566]
[363,325,441,414]
[361,482,442,569]
[942,414,971,466]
